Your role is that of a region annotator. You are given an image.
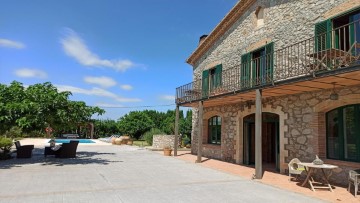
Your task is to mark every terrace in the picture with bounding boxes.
[176,20,360,107]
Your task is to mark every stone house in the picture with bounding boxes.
[175,0,360,185]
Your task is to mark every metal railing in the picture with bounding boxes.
[176,20,360,104]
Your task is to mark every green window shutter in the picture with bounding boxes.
[202,70,209,98]
[265,42,274,83]
[215,64,222,88]
[241,53,251,88]
[315,19,332,51]
[349,15,356,55]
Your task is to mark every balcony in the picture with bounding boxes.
[176,20,360,107]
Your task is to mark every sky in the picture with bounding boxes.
[0,0,238,120]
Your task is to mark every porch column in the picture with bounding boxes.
[174,105,179,156]
[255,89,263,179]
[196,101,203,163]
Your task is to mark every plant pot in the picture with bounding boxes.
[127,140,133,145]
[111,137,117,144]
[115,138,123,145]
[163,148,172,156]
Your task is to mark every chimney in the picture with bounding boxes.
[199,34,208,45]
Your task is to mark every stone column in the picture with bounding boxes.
[255,89,263,179]
[196,101,203,163]
[174,105,179,156]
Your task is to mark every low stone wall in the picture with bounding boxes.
[152,135,175,149]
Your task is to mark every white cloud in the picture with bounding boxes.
[120,84,133,91]
[56,84,141,102]
[61,29,134,71]
[84,76,117,88]
[160,95,175,101]
[14,68,47,79]
[0,38,25,49]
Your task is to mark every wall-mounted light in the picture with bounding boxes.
[330,82,339,100]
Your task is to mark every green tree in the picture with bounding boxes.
[117,111,154,139]
[0,81,105,136]
[143,110,166,129]
[180,110,192,136]
[94,119,120,137]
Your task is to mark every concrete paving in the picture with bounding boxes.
[0,144,325,203]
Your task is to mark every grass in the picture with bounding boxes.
[132,140,150,147]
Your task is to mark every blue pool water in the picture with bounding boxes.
[49,139,95,144]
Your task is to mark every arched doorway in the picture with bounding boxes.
[243,112,279,171]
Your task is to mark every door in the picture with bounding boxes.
[243,113,280,171]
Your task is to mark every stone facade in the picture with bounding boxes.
[189,0,360,185]
[152,135,175,149]
[193,0,352,80]
[192,85,360,185]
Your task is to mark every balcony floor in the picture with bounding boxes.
[180,65,360,108]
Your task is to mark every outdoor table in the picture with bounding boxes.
[307,45,357,73]
[300,162,338,192]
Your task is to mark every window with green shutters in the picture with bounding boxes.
[201,64,222,98]
[202,70,209,98]
[315,8,360,53]
[326,104,360,162]
[315,19,332,52]
[241,43,274,88]
[264,43,274,83]
[241,53,251,88]
[208,116,221,145]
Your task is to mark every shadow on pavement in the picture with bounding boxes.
[0,147,122,169]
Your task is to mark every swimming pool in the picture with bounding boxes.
[49,139,95,144]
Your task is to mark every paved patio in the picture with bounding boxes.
[174,151,359,203]
[0,139,325,203]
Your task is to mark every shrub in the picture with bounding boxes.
[143,128,165,146]
[3,126,23,138]
[182,136,191,146]
[29,130,45,138]
[0,137,13,160]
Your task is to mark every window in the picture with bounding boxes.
[202,64,222,98]
[315,8,360,52]
[208,116,221,144]
[326,104,360,162]
[255,7,264,27]
[241,43,274,88]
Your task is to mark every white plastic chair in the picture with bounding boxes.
[288,158,305,181]
[348,169,360,197]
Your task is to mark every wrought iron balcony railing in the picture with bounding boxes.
[176,20,360,104]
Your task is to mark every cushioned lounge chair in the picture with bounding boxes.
[14,141,34,158]
[55,140,79,158]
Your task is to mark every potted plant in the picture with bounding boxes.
[0,137,13,160]
[163,146,172,156]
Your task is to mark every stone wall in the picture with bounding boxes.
[189,0,360,185]
[191,85,360,185]
[192,0,349,80]
[152,135,175,149]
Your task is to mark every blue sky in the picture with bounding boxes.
[0,0,237,120]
